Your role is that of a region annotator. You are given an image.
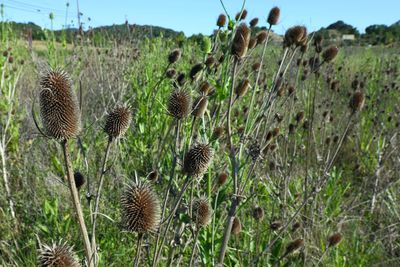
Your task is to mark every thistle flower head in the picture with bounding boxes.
[39,68,81,140]
[38,241,80,267]
[120,182,161,233]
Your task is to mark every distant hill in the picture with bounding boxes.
[391,20,400,27]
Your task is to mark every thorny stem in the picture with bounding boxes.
[61,140,94,267]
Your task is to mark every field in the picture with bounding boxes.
[1,5,400,267]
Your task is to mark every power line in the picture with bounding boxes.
[7,0,77,14]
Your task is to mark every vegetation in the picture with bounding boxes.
[0,2,400,267]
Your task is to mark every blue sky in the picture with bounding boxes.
[2,0,400,35]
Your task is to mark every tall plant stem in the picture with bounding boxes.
[61,139,93,267]
[189,230,200,267]
[152,120,181,266]
[90,135,113,265]
[133,233,144,267]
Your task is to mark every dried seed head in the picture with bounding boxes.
[166,68,177,79]
[272,127,280,137]
[248,141,261,161]
[38,241,80,267]
[236,78,250,97]
[212,126,224,141]
[167,89,192,119]
[73,171,85,191]
[192,96,208,118]
[183,143,214,177]
[231,23,251,59]
[252,206,264,221]
[192,197,212,227]
[252,62,261,72]
[322,46,339,62]
[217,14,227,28]
[231,216,242,235]
[248,38,257,50]
[256,30,268,45]
[328,232,342,247]
[189,63,204,81]
[285,239,304,255]
[349,91,365,113]
[267,7,280,26]
[235,9,248,21]
[199,81,211,95]
[292,222,301,232]
[168,49,181,64]
[39,68,81,140]
[177,73,186,87]
[284,26,307,47]
[147,170,159,183]
[205,56,216,68]
[270,220,283,230]
[295,111,305,124]
[217,172,228,186]
[249,18,259,28]
[121,182,161,233]
[104,106,132,138]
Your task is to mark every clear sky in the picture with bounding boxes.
[2,0,400,35]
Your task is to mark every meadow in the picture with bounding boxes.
[0,4,400,267]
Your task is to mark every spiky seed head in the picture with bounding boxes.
[39,68,81,140]
[248,38,257,50]
[235,9,247,21]
[295,111,305,124]
[147,170,159,183]
[236,78,250,97]
[252,206,264,221]
[249,18,259,28]
[349,91,365,113]
[252,62,261,72]
[231,216,241,235]
[272,127,280,137]
[166,68,177,79]
[120,182,161,233]
[292,222,301,232]
[212,126,224,141]
[199,81,211,95]
[270,220,283,230]
[314,35,323,47]
[104,106,131,138]
[267,7,280,25]
[183,143,213,177]
[38,241,80,267]
[217,172,228,186]
[192,197,212,227]
[284,26,307,47]
[205,56,216,68]
[231,23,251,59]
[192,96,208,118]
[177,73,186,87]
[189,63,204,81]
[168,49,181,64]
[217,14,227,28]
[328,232,342,247]
[73,171,85,191]
[256,30,268,45]
[322,46,339,62]
[167,89,192,119]
[285,239,304,255]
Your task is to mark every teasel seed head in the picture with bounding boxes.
[248,38,257,50]
[183,143,214,177]
[328,232,342,247]
[349,91,365,113]
[252,62,261,72]
[231,216,241,235]
[256,30,268,45]
[270,220,283,230]
[236,78,250,98]
[205,56,216,69]
[192,96,208,118]
[231,23,251,59]
[272,127,280,137]
[322,46,339,62]
[217,172,228,187]
[176,73,186,87]
[285,238,304,255]
[248,141,261,161]
[199,81,211,95]
[267,7,280,26]
[104,106,132,139]
[292,222,301,232]
[192,197,212,227]
[38,241,80,267]
[167,89,192,119]
[189,63,204,81]
[217,14,227,28]
[73,171,85,191]
[39,68,81,140]
[249,18,259,28]
[235,9,247,21]
[166,68,177,79]
[168,49,181,64]
[211,126,224,141]
[121,182,161,233]
[147,170,159,183]
[252,206,264,221]
[284,26,307,47]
